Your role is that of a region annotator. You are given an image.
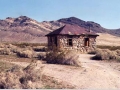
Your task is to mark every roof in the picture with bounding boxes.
[46,24,99,36]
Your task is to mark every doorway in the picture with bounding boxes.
[84,38,89,46]
[54,36,57,46]
[68,38,73,46]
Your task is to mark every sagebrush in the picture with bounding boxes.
[92,49,120,62]
[46,48,81,66]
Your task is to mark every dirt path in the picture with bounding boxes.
[3,54,120,89]
[43,54,120,89]
[76,54,120,89]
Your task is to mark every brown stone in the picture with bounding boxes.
[46,24,99,53]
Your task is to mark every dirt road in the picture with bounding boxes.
[7,54,120,89]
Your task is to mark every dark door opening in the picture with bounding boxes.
[68,38,73,46]
[84,38,89,46]
[54,36,57,46]
[50,37,52,43]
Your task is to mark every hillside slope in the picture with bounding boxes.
[58,17,120,36]
[0,16,64,43]
[0,16,119,43]
[97,33,120,46]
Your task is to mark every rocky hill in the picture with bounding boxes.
[58,17,106,33]
[0,16,119,43]
[58,17,120,36]
[0,16,64,43]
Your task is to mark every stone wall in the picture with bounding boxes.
[47,35,97,53]
[58,35,97,53]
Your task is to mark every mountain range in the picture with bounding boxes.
[0,16,119,43]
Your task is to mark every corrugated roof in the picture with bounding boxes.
[46,24,99,36]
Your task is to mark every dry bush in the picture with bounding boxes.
[97,45,120,50]
[46,50,65,64]
[0,43,47,58]
[0,43,6,48]
[0,44,24,56]
[7,44,21,55]
[0,66,24,89]
[6,44,15,48]
[46,49,81,66]
[115,50,120,62]
[33,46,47,52]
[115,49,120,56]
[0,48,11,55]
[24,46,33,51]
[9,44,35,57]
[20,62,43,89]
[10,47,21,54]
[42,75,75,89]
[88,50,96,54]
[0,62,44,89]
[0,43,45,59]
[92,49,120,61]
[35,52,46,60]
[12,43,30,48]
[0,44,21,55]
[12,43,47,48]
[17,50,33,58]
[0,61,15,72]
[63,51,81,66]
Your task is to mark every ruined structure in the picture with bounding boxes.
[46,24,99,53]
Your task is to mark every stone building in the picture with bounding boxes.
[46,24,99,53]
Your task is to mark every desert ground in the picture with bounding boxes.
[0,54,120,89]
[41,54,120,89]
[0,33,120,89]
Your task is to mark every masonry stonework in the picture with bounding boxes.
[46,24,99,53]
[48,35,97,53]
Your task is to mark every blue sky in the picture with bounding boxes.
[0,0,120,29]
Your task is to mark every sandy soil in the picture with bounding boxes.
[97,33,120,46]
[43,54,120,89]
[4,54,120,89]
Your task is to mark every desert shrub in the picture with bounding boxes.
[0,48,11,55]
[6,44,15,48]
[46,50,65,64]
[63,51,81,66]
[0,61,44,89]
[0,44,22,55]
[0,69,22,89]
[36,52,46,60]
[92,49,120,61]
[7,45,22,55]
[0,43,6,48]
[0,62,15,72]
[47,45,61,52]
[46,48,81,66]
[115,49,120,56]
[97,45,120,50]
[88,50,96,54]
[10,47,21,54]
[12,43,47,48]
[8,65,23,72]
[17,50,33,58]
[33,46,47,52]
[45,45,64,64]
[12,43,30,48]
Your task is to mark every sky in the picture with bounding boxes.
[0,0,120,29]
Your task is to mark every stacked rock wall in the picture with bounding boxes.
[47,35,97,53]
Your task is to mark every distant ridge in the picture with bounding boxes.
[0,16,119,43]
